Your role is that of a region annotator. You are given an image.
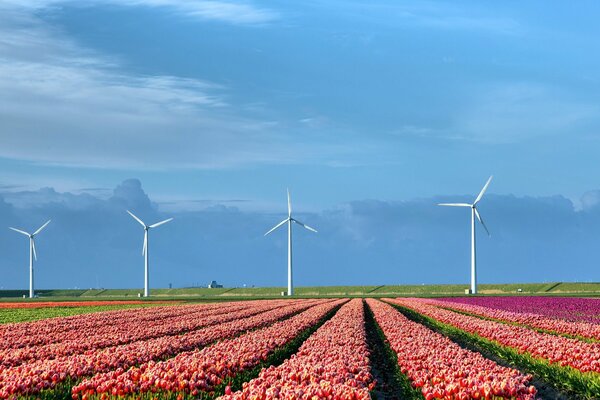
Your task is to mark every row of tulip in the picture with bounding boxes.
[218,298,375,400]
[422,298,600,341]
[0,301,279,367]
[441,296,600,324]
[366,299,537,400]
[0,304,159,325]
[71,299,345,398]
[0,301,149,309]
[0,299,325,399]
[390,299,600,375]
[0,302,235,350]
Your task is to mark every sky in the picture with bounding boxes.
[1,0,600,289]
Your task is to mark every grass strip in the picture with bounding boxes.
[364,301,423,400]
[390,302,600,400]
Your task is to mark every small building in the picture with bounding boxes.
[208,280,223,289]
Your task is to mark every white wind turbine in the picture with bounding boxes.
[127,210,173,297]
[439,176,493,295]
[9,220,51,299]
[265,189,317,296]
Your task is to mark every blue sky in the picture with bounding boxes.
[1,1,600,289]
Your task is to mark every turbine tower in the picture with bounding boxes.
[265,189,317,296]
[439,176,492,295]
[9,220,51,298]
[127,210,173,297]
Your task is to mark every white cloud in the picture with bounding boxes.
[1,0,278,25]
[457,83,600,143]
[122,0,279,25]
[316,1,522,36]
[390,83,600,145]
[0,2,333,169]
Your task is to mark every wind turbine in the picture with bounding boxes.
[438,176,493,295]
[9,220,51,298]
[127,210,173,297]
[265,189,317,296]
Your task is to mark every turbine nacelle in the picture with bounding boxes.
[127,210,173,255]
[9,220,51,261]
[438,175,492,237]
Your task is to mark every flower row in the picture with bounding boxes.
[422,298,600,341]
[0,301,150,309]
[440,296,600,324]
[0,301,283,367]
[0,300,324,399]
[390,299,600,375]
[0,302,230,350]
[367,299,536,400]
[71,299,344,398]
[218,299,374,400]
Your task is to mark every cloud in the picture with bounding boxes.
[456,83,600,143]
[1,179,600,289]
[397,4,520,35]
[580,190,600,212]
[0,2,351,170]
[155,198,251,212]
[0,184,25,192]
[121,0,279,25]
[0,12,276,169]
[313,1,522,36]
[391,82,600,145]
[109,179,155,215]
[1,187,103,210]
[3,0,278,25]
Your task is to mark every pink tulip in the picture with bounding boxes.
[391,298,600,375]
[218,299,374,400]
[0,300,324,398]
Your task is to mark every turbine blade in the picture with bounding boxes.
[287,188,292,217]
[149,218,173,229]
[33,220,51,236]
[474,175,493,204]
[438,203,472,207]
[142,232,147,256]
[32,239,37,261]
[292,218,318,233]
[9,227,30,236]
[264,218,288,236]
[127,210,146,227]
[474,207,491,236]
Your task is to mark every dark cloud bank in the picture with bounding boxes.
[0,179,598,290]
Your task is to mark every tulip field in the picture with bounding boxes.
[0,301,161,324]
[0,297,599,399]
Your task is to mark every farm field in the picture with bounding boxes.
[1,282,600,300]
[0,297,599,399]
[0,301,168,324]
